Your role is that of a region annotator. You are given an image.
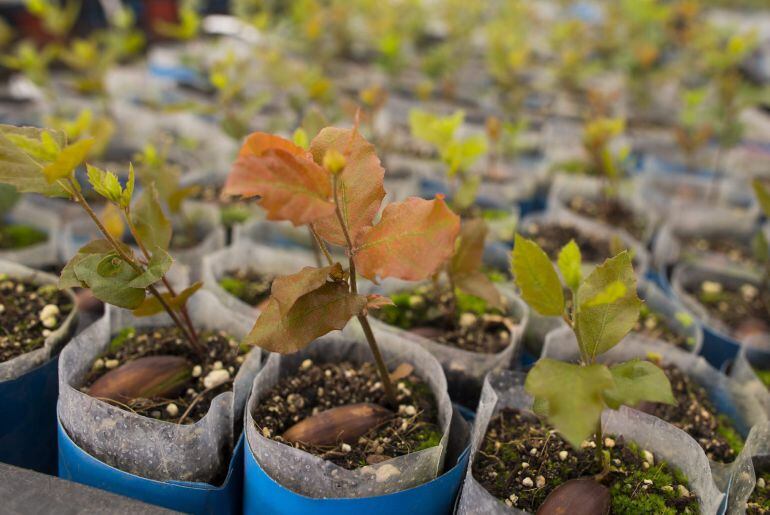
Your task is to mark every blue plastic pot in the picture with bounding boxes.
[58,416,244,515]
[0,355,59,474]
[243,409,471,515]
[700,326,742,372]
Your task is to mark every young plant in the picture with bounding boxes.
[222,126,461,405]
[0,124,204,355]
[409,109,487,213]
[45,108,115,160]
[673,87,713,172]
[751,180,770,317]
[0,41,58,91]
[512,235,674,471]
[154,0,202,41]
[24,0,81,39]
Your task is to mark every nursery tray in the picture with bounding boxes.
[0,462,177,514]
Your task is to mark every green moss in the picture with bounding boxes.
[483,267,508,283]
[109,327,136,353]
[0,223,47,250]
[716,415,745,455]
[219,276,247,299]
[413,426,442,451]
[456,290,489,316]
[754,367,770,389]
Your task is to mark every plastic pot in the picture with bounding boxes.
[671,260,768,369]
[0,199,62,269]
[58,291,261,483]
[243,406,472,515]
[0,261,78,474]
[58,420,244,515]
[457,369,725,514]
[721,421,769,515]
[358,280,529,409]
[729,345,770,420]
[244,329,453,498]
[201,241,315,318]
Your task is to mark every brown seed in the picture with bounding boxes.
[282,403,393,446]
[88,356,192,403]
[536,478,610,515]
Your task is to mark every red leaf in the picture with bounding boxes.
[238,132,308,158]
[223,150,335,226]
[309,128,386,246]
[354,196,460,281]
[271,264,344,315]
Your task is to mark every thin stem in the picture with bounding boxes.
[123,209,200,345]
[332,174,397,406]
[65,178,202,353]
[309,224,334,266]
[308,227,323,267]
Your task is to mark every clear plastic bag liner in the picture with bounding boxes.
[457,369,725,514]
[1,200,62,268]
[233,218,347,260]
[653,214,756,274]
[543,327,765,437]
[519,210,650,276]
[729,347,770,420]
[548,174,659,243]
[245,330,453,498]
[672,260,766,345]
[721,421,770,515]
[0,260,78,381]
[358,278,529,389]
[172,202,226,281]
[201,241,315,318]
[58,291,261,483]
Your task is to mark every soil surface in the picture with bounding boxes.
[0,223,48,250]
[688,279,770,341]
[568,196,647,241]
[748,472,770,514]
[473,408,699,513]
[373,283,518,354]
[0,276,73,363]
[252,360,442,470]
[640,365,743,463]
[523,222,618,263]
[680,236,756,269]
[84,326,248,423]
[634,304,695,350]
[219,270,273,307]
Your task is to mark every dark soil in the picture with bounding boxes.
[372,283,518,354]
[0,275,73,363]
[688,279,770,340]
[568,196,648,241]
[252,360,442,470]
[634,304,695,350]
[748,472,770,514]
[83,326,248,423]
[472,408,699,513]
[219,270,273,307]
[522,222,617,263]
[640,364,743,463]
[0,223,48,250]
[680,236,756,269]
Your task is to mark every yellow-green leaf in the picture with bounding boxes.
[557,239,582,292]
[752,179,770,219]
[42,138,94,183]
[131,184,171,251]
[132,282,202,317]
[603,360,676,410]
[511,234,564,316]
[0,125,68,197]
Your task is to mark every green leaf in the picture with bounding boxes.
[511,234,564,316]
[130,184,171,251]
[244,282,368,353]
[42,138,94,183]
[73,253,146,309]
[453,175,480,211]
[603,360,676,410]
[122,163,135,208]
[753,179,770,219]
[127,247,173,288]
[87,164,124,205]
[575,251,641,360]
[525,359,614,448]
[0,125,68,197]
[557,239,582,292]
[752,229,769,265]
[59,239,131,289]
[409,109,464,148]
[132,281,202,317]
[443,135,487,176]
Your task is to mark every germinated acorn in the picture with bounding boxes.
[282,403,393,446]
[536,478,610,515]
[88,356,192,402]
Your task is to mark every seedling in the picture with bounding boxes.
[45,108,115,160]
[751,180,770,317]
[673,87,713,172]
[154,0,201,41]
[0,124,205,355]
[222,126,461,405]
[409,109,487,213]
[0,41,58,91]
[512,235,674,473]
[24,0,81,39]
